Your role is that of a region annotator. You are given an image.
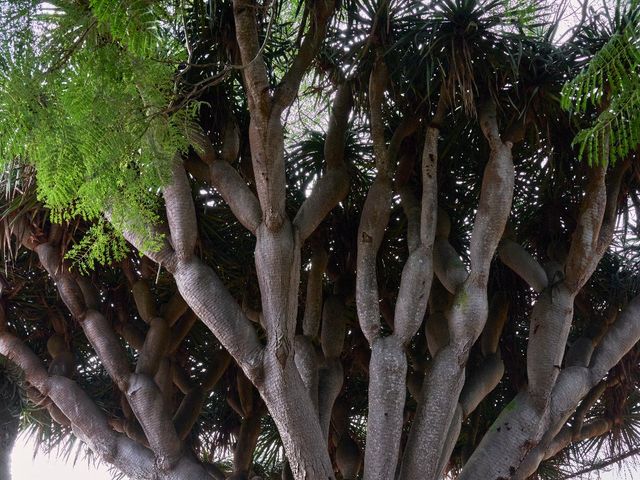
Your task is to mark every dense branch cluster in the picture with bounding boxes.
[0,1,639,479]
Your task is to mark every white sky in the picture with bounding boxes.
[11,436,115,480]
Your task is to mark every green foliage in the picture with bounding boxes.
[561,19,640,165]
[0,0,196,270]
[89,0,176,57]
[65,221,129,274]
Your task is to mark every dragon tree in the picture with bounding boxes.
[0,0,639,479]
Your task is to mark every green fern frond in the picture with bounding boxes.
[0,2,196,271]
[65,221,129,273]
[561,22,640,165]
[561,26,640,113]
[573,83,640,166]
[89,0,176,58]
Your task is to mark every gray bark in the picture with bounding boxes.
[399,100,515,480]
[0,333,209,480]
[459,180,638,478]
[7,3,634,477]
[357,60,441,480]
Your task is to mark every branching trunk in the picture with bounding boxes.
[400,100,515,480]
[356,58,441,480]
[459,169,636,478]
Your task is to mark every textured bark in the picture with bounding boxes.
[0,333,209,480]
[497,239,548,293]
[172,257,263,375]
[363,335,407,480]
[261,358,335,480]
[294,85,352,241]
[270,0,336,115]
[399,100,514,480]
[209,160,262,234]
[357,63,442,480]
[232,0,272,119]
[6,5,632,479]
[400,345,467,480]
[154,4,343,473]
[190,124,262,234]
[460,293,640,479]
[29,239,211,475]
[356,176,392,343]
[0,0,640,480]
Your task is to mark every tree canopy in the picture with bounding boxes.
[0,0,639,479]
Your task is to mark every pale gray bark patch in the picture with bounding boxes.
[363,336,407,480]
[459,392,544,480]
[31,239,192,467]
[497,239,548,292]
[436,405,462,478]
[261,357,336,480]
[394,246,431,345]
[164,160,198,261]
[127,373,182,470]
[210,160,262,233]
[232,0,272,119]
[526,285,576,409]
[189,125,263,234]
[271,0,336,115]
[294,84,351,240]
[461,293,640,479]
[590,294,640,380]
[248,116,287,231]
[255,221,299,365]
[294,168,349,241]
[173,258,263,377]
[400,346,466,480]
[356,176,393,343]
[433,238,468,293]
[400,102,514,480]
[358,77,441,480]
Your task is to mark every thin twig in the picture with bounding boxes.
[560,447,640,479]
